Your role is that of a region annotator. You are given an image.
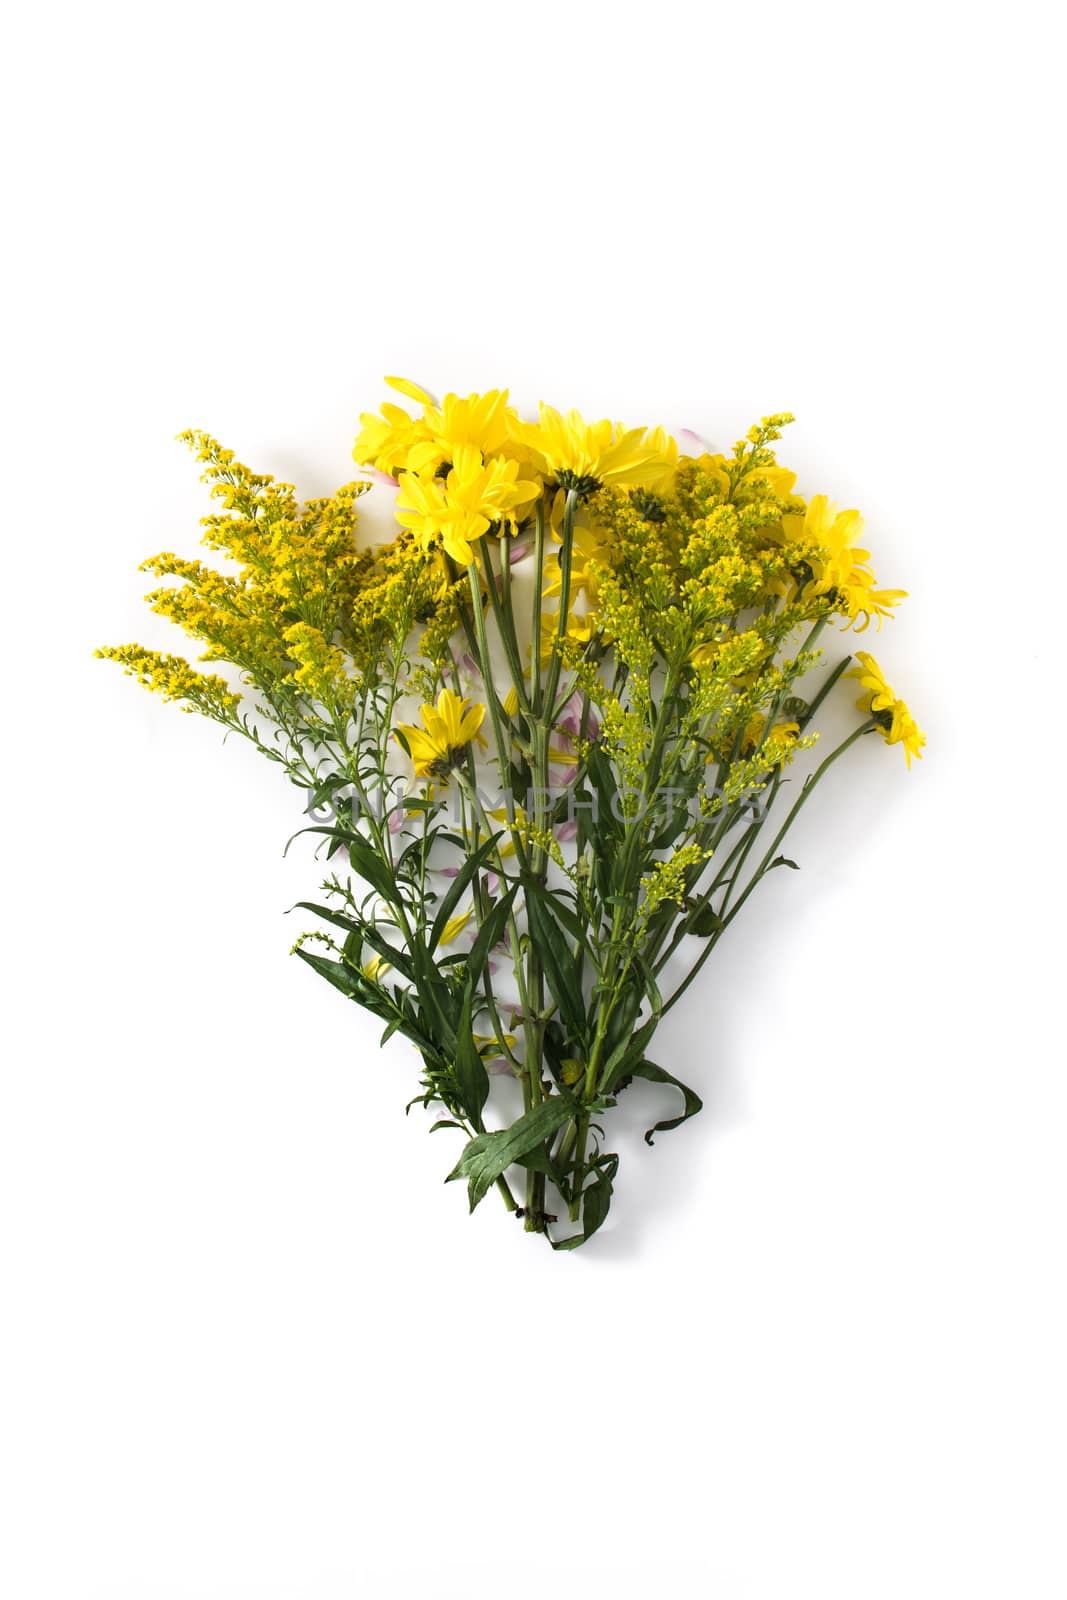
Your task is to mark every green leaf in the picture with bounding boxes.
[289,826,401,906]
[360,923,415,982]
[769,855,799,871]
[465,885,518,988]
[294,947,362,1000]
[625,1060,703,1144]
[599,1015,658,1094]
[634,953,663,1017]
[600,984,641,1068]
[452,987,490,1128]
[581,1151,618,1239]
[446,1094,578,1211]
[583,746,623,839]
[552,1151,618,1250]
[289,900,358,935]
[686,902,722,938]
[428,833,503,952]
[523,879,587,1040]
[529,883,590,951]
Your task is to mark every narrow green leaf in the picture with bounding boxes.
[290,900,358,935]
[523,879,587,1040]
[687,903,722,938]
[452,987,490,1128]
[465,885,518,988]
[428,833,503,952]
[600,1015,658,1094]
[288,825,401,905]
[294,947,361,1000]
[626,1060,703,1144]
[551,1151,618,1250]
[580,1151,618,1239]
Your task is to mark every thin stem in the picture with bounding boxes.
[529,498,546,711]
[660,720,876,1017]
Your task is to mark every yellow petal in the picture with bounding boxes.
[385,375,436,406]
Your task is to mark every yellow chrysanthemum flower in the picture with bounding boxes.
[420,389,518,467]
[782,495,907,630]
[849,651,926,767]
[353,401,432,477]
[396,445,540,566]
[394,688,486,778]
[512,404,677,497]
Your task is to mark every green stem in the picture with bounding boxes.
[660,720,876,1017]
[541,489,578,719]
[478,535,533,718]
[529,498,546,711]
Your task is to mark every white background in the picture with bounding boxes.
[2,3,1064,1597]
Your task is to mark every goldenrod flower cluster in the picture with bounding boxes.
[99,381,925,1251]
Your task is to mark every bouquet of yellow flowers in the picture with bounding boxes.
[99,378,923,1248]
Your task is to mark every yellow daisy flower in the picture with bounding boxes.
[421,389,518,467]
[353,401,432,477]
[849,651,926,766]
[394,688,486,778]
[512,404,677,497]
[396,445,540,566]
[782,495,907,630]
